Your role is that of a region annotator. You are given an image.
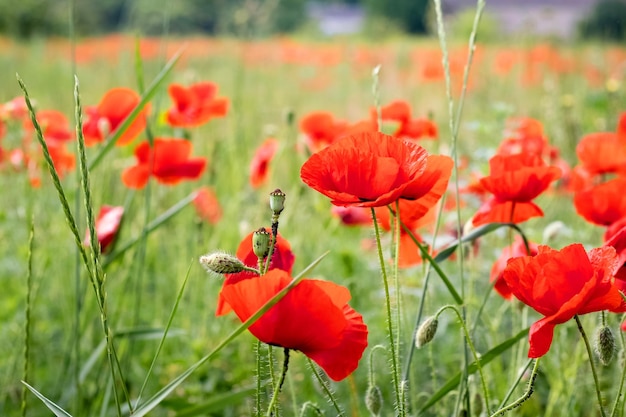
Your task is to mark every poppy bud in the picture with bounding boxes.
[252,227,271,259]
[365,384,383,416]
[269,189,286,216]
[416,316,438,348]
[283,108,295,126]
[595,325,616,366]
[199,252,246,275]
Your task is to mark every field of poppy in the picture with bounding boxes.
[1,11,626,417]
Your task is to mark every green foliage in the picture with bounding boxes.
[364,0,430,34]
[579,0,626,41]
[448,8,500,42]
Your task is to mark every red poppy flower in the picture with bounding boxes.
[216,229,295,316]
[0,96,28,120]
[300,131,453,208]
[331,206,372,226]
[47,142,76,179]
[574,178,626,226]
[605,223,626,283]
[121,138,207,189]
[83,87,150,146]
[372,100,437,141]
[24,110,73,144]
[299,111,347,153]
[250,138,279,189]
[471,153,561,226]
[84,205,124,254]
[490,236,538,299]
[576,132,626,176]
[219,269,368,381]
[193,187,222,225]
[166,82,229,127]
[503,243,626,358]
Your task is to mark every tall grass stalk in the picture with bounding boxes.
[21,220,34,417]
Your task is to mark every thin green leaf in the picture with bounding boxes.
[134,263,194,408]
[434,222,529,263]
[22,381,74,417]
[418,327,529,413]
[130,252,329,417]
[169,386,256,416]
[103,191,196,267]
[88,46,184,170]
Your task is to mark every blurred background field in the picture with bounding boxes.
[1,0,626,416]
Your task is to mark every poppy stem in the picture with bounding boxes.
[370,208,403,415]
[610,329,626,417]
[488,358,540,417]
[436,305,492,414]
[266,348,290,417]
[575,314,608,417]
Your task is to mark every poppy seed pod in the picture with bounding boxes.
[595,326,616,366]
[252,227,271,259]
[365,384,383,416]
[199,252,246,275]
[269,189,286,215]
[416,316,438,348]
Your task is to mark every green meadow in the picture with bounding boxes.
[1,12,626,416]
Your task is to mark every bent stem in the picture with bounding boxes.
[266,348,290,417]
[489,358,540,417]
[436,305,491,414]
[370,208,402,415]
[575,315,607,417]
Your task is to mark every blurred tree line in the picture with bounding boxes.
[0,0,429,38]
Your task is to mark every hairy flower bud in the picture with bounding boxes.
[595,325,616,366]
[416,316,438,348]
[269,189,286,216]
[365,384,383,416]
[199,252,246,275]
[252,227,271,259]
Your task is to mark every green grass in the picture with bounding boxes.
[0,30,625,416]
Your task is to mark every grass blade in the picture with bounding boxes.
[22,381,74,417]
[434,222,530,264]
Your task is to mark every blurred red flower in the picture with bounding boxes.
[300,131,453,208]
[490,236,539,299]
[503,243,626,358]
[249,138,279,189]
[299,111,347,153]
[166,82,228,127]
[122,138,206,189]
[471,153,561,226]
[216,229,295,316]
[193,187,222,225]
[372,100,437,141]
[83,87,149,146]
[576,132,626,176]
[84,205,124,254]
[24,110,73,144]
[574,178,626,226]
[220,268,368,381]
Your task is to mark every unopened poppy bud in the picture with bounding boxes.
[199,252,246,275]
[269,189,286,215]
[365,384,383,416]
[416,316,438,348]
[252,227,271,258]
[595,326,616,366]
[283,108,295,126]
